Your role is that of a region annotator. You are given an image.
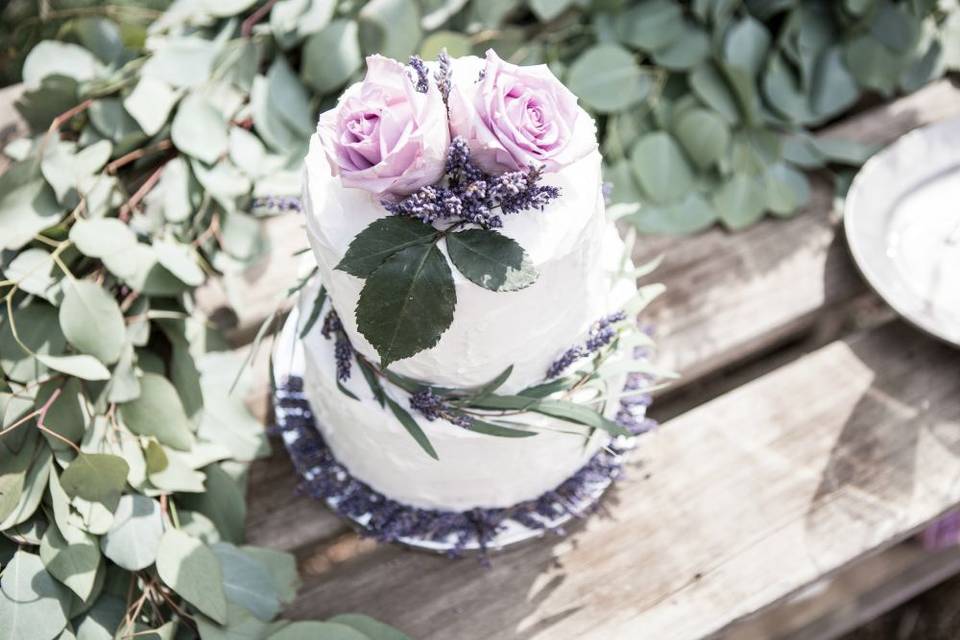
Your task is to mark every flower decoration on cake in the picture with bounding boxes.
[320,50,594,369]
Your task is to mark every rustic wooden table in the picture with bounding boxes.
[3,79,960,640]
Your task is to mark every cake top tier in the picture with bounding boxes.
[305,50,608,386]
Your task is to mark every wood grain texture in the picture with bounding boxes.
[281,322,960,639]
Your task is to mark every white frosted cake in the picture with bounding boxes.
[286,51,656,526]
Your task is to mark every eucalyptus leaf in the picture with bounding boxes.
[69,218,141,280]
[22,41,100,88]
[0,162,63,251]
[39,521,101,601]
[5,248,59,302]
[59,279,125,365]
[35,354,111,381]
[689,63,741,125]
[99,494,163,571]
[142,38,218,88]
[630,132,694,204]
[616,0,684,51]
[0,550,70,640]
[712,174,766,230]
[212,542,282,621]
[269,622,371,640]
[359,0,422,60]
[178,464,246,543]
[566,44,651,113]
[302,20,363,94]
[172,94,229,164]
[328,614,413,640]
[627,193,717,235]
[724,15,772,75]
[124,77,180,137]
[156,528,228,624]
[119,373,196,450]
[60,453,129,503]
[675,108,731,171]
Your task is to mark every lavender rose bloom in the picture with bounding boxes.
[448,50,596,174]
[317,55,450,197]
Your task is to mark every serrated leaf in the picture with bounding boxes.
[566,44,651,113]
[336,216,437,277]
[630,132,693,205]
[356,242,456,368]
[99,494,163,571]
[172,94,229,164]
[156,529,228,624]
[119,373,195,450]
[60,453,129,503]
[446,229,538,292]
[386,397,438,460]
[59,279,125,365]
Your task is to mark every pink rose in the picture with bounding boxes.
[317,55,450,197]
[448,50,596,174]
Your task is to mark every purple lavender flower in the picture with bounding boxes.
[546,345,585,379]
[547,312,628,378]
[410,388,444,420]
[434,49,452,103]
[252,195,302,213]
[383,137,560,230]
[321,309,342,339]
[334,334,353,381]
[408,55,430,93]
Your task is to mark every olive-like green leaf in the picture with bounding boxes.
[336,216,437,277]
[172,94,229,164]
[119,373,195,450]
[386,397,438,460]
[629,132,694,205]
[566,44,651,114]
[328,614,414,640]
[59,279,126,365]
[156,529,228,625]
[100,494,164,571]
[60,452,129,503]
[356,242,456,368]
[302,20,363,93]
[446,229,538,292]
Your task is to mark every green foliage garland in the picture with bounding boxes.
[0,0,958,637]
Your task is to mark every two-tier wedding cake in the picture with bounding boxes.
[274,50,661,552]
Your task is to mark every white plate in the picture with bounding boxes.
[845,117,960,346]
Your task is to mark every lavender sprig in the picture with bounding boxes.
[435,49,452,103]
[408,55,430,93]
[383,137,561,230]
[547,311,628,379]
[321,310,353,381]
[409,387,474,428]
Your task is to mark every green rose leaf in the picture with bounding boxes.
[156,528,228,625]
[336,216,438,277]
[446,229,538,292]
[566,44,651,114]
[674,108,731,171]
[172,94,229,164]
[39,520,102,601]
[328,614,414,640]
[60,452,129,503]
[119,373,196,450]
[100,494,164,571]
[59,279,126,365]
[629,132,694,205]
[356,242,456,368]
[302,20,363,93]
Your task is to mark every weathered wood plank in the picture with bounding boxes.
[726,543,960,640]
[280,322,960,639]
